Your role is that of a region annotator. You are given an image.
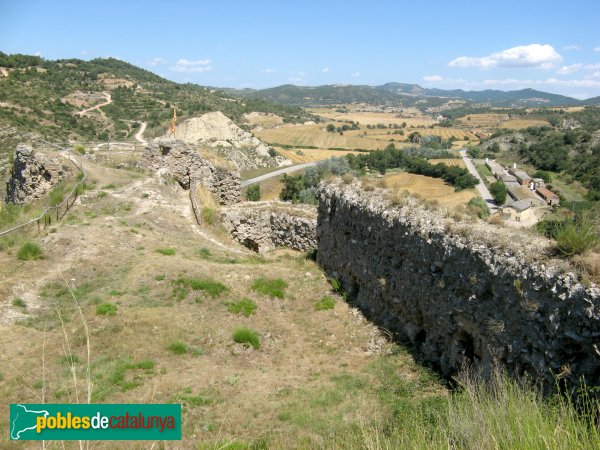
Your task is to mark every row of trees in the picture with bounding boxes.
[346,144,479,190]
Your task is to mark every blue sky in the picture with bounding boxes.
[1,0,600,98]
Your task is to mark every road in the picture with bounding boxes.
[241,161,318,187]
[134,121,147,144]
[459,149,497,211]
[78,91,112,116]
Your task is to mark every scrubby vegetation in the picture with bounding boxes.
[232,326,260,349]
[251,277,288,299]
[17,241,42,260]
[227,299,257,317]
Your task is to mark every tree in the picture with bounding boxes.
[326,123,336,132]
[246,184,260,201]
[490,181,507,204]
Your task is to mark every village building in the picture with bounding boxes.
[536,187,560,206]
[508,167,532,186]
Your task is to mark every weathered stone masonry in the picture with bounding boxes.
[138,138,240,205]
[316,182,600,391]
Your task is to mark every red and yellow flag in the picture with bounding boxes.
[169,106,177,137]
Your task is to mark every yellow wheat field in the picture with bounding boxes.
[277,147,362,163]
[428,158,466,168]
[256,123,475,151]
[243,112,284,127]
[255,124,390,150]
[384,172,476,207]
[308,109,437,127]
[458,114,550,129]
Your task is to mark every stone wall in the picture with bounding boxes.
[6,144,69,205]
[221,202,317,252]
[138,138,240,205]
[316,182,600,391]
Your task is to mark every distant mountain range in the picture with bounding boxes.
[224,83,600,108]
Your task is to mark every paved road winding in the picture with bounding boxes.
[459,149,497,211]
[241,161,318,187]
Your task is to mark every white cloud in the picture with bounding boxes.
[146,57,166,67]
[482,77,600,89]
[595,47,600,52]
[423,75,443,82]
[170,58,212,73]
[563,45,581,51]
[557,63,600,75]
[262,68,277,73]
[288,77,304,83]
[449,44,562,69]
[322,67,330,73]
[350,72,360,77]
[35,51,42,57]
[557,63,584,75]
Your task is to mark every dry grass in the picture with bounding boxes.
[428,158,466,168]
[383,172,476,207]
[277,147,362,163]
[457,113,550,129]
[307,108,436,127]
[243,112,284,128]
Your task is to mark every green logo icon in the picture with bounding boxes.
[10,404,181,440]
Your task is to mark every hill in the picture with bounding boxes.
[0,52,314,144]
[228,83,585,108]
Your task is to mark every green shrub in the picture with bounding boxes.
[233,327,260,349]
[228,299,257,317]
[96,303,117,316]
[12,297,26,308]
[17,241,42,260]
[155,248,176,256]
[74,144,86,155]
[490,181,508,204]
[198,247,211,259]
[555,218,598,256]
[154,274,165,281]
[167,341,187,355]
[315,296,335,310]
[49,184,66,207]
[251,277,288,299]
[174,277,228,298]
[202,207,214,225]
[246,184,261,201]
[467,197,491,219]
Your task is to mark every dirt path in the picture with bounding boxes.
[78,91,111,116]
[134,121,147,144]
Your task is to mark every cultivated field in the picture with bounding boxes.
[256,123,475,151]
[428,158,466,168]
[458,114,550,129]
[243,112,284,128]
[383,172,476,207]
[255,124,391,150]
[277,147,362,164]
[308,108,436,127]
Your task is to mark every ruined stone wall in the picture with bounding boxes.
[221,202,317,252]
[316,182,600,391]
[138,138,240,205]
[6,144,69,205]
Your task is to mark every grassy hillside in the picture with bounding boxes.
[0,52,313,144]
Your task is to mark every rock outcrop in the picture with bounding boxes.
[168,111,291,170]
[221,202,317,252]
[5,144,69,204]
[316,181,599,392]
[138,138,240,205]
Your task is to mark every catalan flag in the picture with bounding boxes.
[169,106,177,137]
